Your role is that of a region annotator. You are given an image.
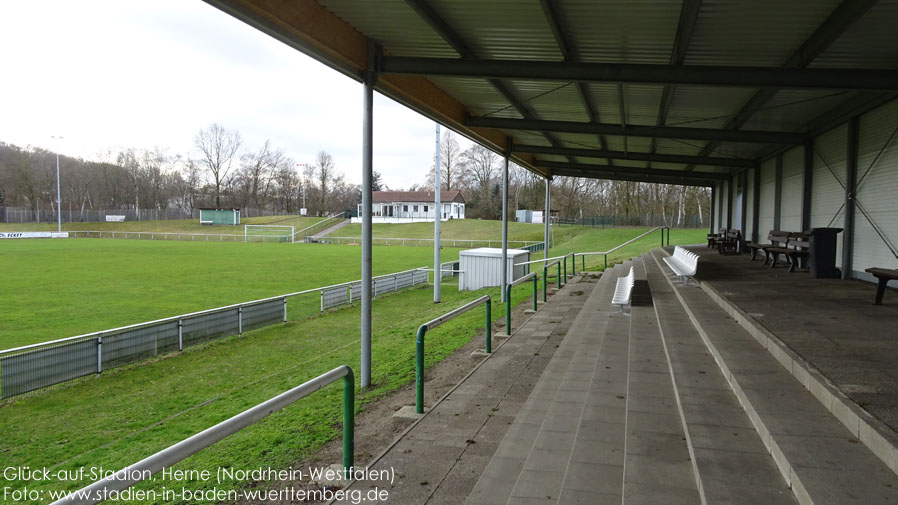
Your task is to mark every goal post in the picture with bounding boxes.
[244,225,295,243]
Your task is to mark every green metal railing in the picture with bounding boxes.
[504,271,539,336]
[573,226,670,272]
[50,366,355,504]
[415,295,492,414]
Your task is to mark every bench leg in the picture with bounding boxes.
[768,253,778,268]
[749,248,757,261]
[875,278,888,305]
[788,255,797,273]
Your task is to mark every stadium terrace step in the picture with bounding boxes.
[649,248,898,505]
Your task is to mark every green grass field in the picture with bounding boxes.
[0,221,707,503]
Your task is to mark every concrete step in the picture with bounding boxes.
[466,261,630,505]
[622,255,701,505]
[649,248,898,505]
[644,252,797,505]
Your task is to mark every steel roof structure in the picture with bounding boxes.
[206,0,897,187]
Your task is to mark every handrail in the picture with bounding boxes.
[294,213,343,239]
[49,365,355,505]
[323,236,542,247]
[505,272,538,336]
[0,266,428,356]
[415,295,491,413]
[542,259,562,302]
[518,254,568,267]
[574,226,669,270]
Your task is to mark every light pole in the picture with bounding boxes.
[51,136,63,232]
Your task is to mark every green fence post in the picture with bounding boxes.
[505,284,512,336]
[571,254,576,275]
[557,263,561,288]
[582,254,585,271]
[343,368,355,478]
[485,299,492,353]
[563,256,567,282]
[543,265,548,302]
[604,254,608,270]
[415,325,426,414]
[532,275,538,311]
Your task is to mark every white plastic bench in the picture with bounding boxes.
[663,246,698,285]
[611,266,635,313]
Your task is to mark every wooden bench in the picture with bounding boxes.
[717,229,742,256]
[865,267,898,305]
[766,233,809,272]
[746,230,790,263]
[663,246,699,285]
[611,266,635,313]
[707,227,726,248]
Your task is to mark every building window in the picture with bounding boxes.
[403,205,408,212]
[424,205,428,212]
[413,205,418,212]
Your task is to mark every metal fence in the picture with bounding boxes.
[0,206,289,224]
[0,267,428,400]
[555,215,704,228]
[67,230,246,242]
[320,236,543,249]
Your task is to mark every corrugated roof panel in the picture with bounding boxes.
[426,76,521,118]
[432,0,562,60]
[741,90,859,132]
[708,142,770,159]
[511,81,590,122]
[561,0,681,63]
[654,138,707,156]
[665,86,758,129]
[685,0,842,66]
[591,83,622,125]
[811,0,898,69]
[317,0,458,58]
[623,84,665,126]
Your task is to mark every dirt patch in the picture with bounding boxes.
[237,296,539,504]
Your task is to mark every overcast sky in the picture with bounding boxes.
[0,1,471,189]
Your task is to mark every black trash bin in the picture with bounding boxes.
[808,227,843,278]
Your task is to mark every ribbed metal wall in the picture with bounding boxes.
[854,98,898,273]
[720,180,729,228]
[780,146,804,232]
[745,168,755,240]
[811,124,848,267]
[758,158,777,236]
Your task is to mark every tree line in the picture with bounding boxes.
[0,123,358,220]
[0,125,710,227]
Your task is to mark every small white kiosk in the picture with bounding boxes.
[458,247,531,291]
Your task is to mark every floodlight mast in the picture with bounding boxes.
[52,136,63,232]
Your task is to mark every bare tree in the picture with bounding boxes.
[194,123,242,208]
[315,150,337,215]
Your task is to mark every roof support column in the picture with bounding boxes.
[434,123,441,304]
[545,176,552,260]
[802,140,814,231]
[501,142,509,303]
[727,175,734,229]
[774,154,783,231]
[360,40,378,389]
[752,165,761,243]
[842,116,859,279]
[741,170,748,234]
[709,184,716,233]
[717,182,724,230]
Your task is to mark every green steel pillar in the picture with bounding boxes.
[485,299,492,353]
[342,368,355,478]
[415,325,426,414]
[505,284,512,336]
[532,276,538,311]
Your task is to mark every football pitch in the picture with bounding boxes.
[0,238,459,349]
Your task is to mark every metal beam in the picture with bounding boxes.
[380,57,898,91]
[467,116,806,144]
[513,144,756,168]
[549,167,715,187]
[802,140,814,231]
[842,116,859,279]
[535,159,726,183]
[360,40,377,389]
[752,165,761,242]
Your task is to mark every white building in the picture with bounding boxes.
[353,190,466,224]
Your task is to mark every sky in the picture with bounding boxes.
[0,1,471,189]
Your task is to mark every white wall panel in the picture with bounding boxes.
[758,158,776,237]
[780,146,804,232]
[854,99,898,273]
[811,124,847,267]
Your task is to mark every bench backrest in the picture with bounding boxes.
[787,233,809,250]
[767,230,790,246]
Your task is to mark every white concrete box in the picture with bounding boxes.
[458,247,531,291]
